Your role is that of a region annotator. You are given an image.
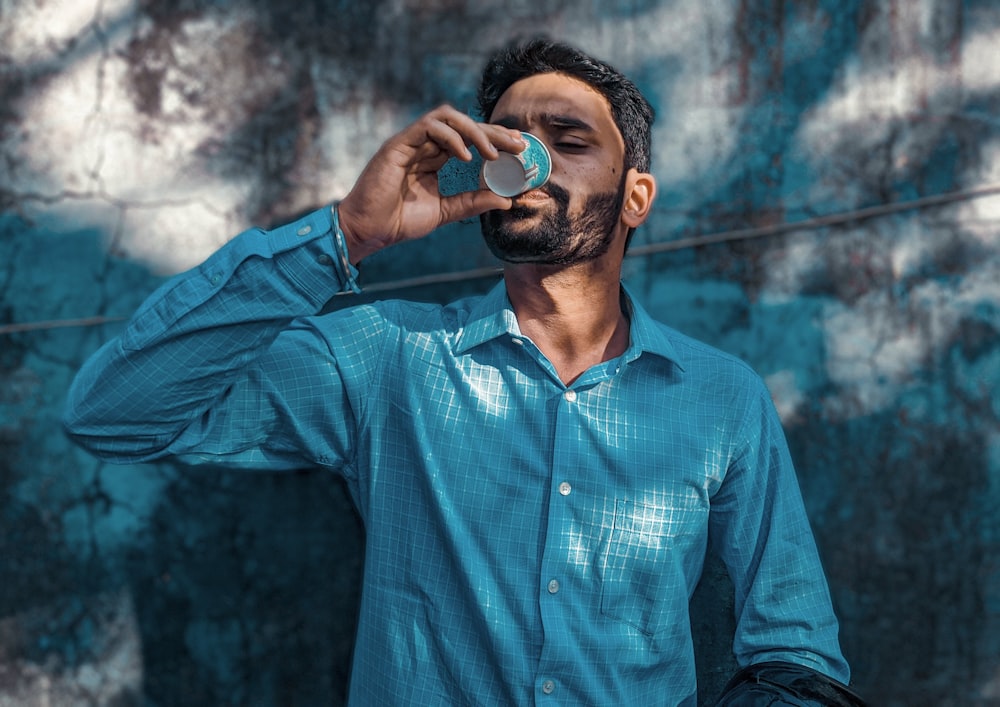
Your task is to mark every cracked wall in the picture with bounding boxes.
[2,0,999,705]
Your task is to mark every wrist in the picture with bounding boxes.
[330,203,363,294]
[334,198,379,264]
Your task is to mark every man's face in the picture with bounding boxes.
[480,72,629,265]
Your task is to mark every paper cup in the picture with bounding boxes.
[482,132,552,197]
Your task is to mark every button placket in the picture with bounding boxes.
[536,383,583,701]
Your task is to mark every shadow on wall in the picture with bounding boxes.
[0,460,366,706]
[124,466,364,705]
[0,215,367,704]
[788,342,1000,705]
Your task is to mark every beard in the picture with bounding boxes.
[479,175,627,266]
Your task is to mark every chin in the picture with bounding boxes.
[503,203,547,220]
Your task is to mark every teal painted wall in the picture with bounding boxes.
[2,1,999,704]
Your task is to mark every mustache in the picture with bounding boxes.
[534,180,569,204]
[505,181,570,217]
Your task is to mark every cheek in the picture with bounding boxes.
[555,158,616,181]
[566,168,623,210]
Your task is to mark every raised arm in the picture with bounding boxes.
[63,106,525,467]
[338,104,523,261]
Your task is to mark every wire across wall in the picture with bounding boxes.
[2,183,999,337]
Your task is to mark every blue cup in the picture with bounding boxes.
[482,132,552,197]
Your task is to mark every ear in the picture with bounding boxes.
[621,168,657,228]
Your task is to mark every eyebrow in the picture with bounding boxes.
[492,113,597,133]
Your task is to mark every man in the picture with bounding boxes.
[64,37,862,706]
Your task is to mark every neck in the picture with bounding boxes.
[503,257,629,385]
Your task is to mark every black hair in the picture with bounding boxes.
[477,36,655,174]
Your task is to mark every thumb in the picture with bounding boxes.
[441,189,513,224]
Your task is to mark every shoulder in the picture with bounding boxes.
[668,324,760,378]
[625,287,763,392]
[652,317,763,383]
[642,319,773,418]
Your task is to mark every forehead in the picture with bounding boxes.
[489,72,622,143]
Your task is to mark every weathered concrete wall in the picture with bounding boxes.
[1,0,998,705]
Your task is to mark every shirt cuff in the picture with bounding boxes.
[268,206,361,303]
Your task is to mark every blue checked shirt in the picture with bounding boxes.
[64,206,850,705]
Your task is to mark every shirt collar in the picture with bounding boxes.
[454,280,521,354]
[454,280,685,371]
[620,282,686,371]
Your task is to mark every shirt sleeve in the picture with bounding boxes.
[708,376,852,684]
[62,206,377,472]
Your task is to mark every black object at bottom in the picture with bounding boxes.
[714,661,868,706]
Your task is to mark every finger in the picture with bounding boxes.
[422,106,523,162]
[475,123,528,160]
[420,126,470,163]
[422,112,488,161]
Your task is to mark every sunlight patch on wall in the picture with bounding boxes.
[799,51,953,130]
[0,0,118,63]
[315,98,408,211]
[764,369,807,425]
[756,235,824,303]
[6,3,303,274]
[956,140,1000,244]
[820,293,925,416]
[960,28,1000,93]
[516,1,747,201]
[760,14,1000,422]
[0,589,142,705]
[979,663,1000,701]
[815,253,1000,421]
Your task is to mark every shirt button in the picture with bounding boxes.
[558,481,571,496]
[547,579,560,594]
[297,225,313,236]
[511,337,524,346]
[541,679,556,694]
[317,254,332,265]
[563,389,577,402]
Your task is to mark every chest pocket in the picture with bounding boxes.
[599,497,703,638]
